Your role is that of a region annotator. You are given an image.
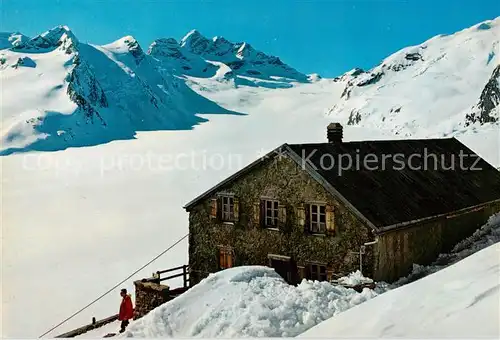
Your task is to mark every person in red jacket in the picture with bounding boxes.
[118,288,134,333]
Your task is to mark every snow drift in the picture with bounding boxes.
[118,267,382,338]
[300,241,500,338]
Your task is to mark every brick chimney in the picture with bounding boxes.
[327,123,343,143]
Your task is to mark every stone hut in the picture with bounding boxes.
[184,123,500,284]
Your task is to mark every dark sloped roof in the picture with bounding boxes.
[288,138,500,228]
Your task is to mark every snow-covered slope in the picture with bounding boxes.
[300,241,500,338]
[328,17,500,138]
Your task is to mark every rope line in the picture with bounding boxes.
[39,233,189,338]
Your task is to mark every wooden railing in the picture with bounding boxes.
[147,264,190,288]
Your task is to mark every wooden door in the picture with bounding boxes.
[268,255,294,284]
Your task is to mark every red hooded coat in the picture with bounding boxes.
[119,294,134,321]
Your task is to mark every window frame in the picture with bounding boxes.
[308,262,328,282]
[309,203,326,234]
[263,199,279,228]
[220,195,235,222]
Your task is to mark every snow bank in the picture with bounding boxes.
[118,266,381,338]
[335,270,373,286]
[300,241,500,338]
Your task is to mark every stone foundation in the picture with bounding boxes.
[133,280,170,320]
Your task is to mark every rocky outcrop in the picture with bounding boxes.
[147,37,216,76]
[124,37,146,65]
[66,55,108,125]
[0,32,29,49]
[12,56,36,68]
[148,38,187,61]
[357,72,384,87]
[465,64,500,125]
[347,110,362,125]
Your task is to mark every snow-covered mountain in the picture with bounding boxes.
[147,37,218,77]
[0,26,240,155]
[1,18,499,156]
[327,18,500,137]
[179,29,309,82]
[0,32,30,50]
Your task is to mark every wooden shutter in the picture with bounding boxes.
[297,266,306,281]
[297,204,305,229]
[253,202,260,227]
[326,268,334,282]
[304,204,311,233]
[219,248,225,269]
[210,198,218,219]
[304,263,311,280]
[259,199,266,227]
[233,197,239,222]
[216,197,222,221]
[325,204,335,234]
[219,247,234,269]
[278,204,286,227]
[227,249,233,268]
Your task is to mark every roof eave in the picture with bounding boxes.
[183,143,289,211]
[377,198,500,234]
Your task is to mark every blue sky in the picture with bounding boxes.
[1,0,499,76]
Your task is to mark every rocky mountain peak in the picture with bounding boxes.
[104,35,146,65]
[180,29,211,54]
[148,38,186,60]
[235,42,255,59]
[13,25,78,53]
[177,30,308,82]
